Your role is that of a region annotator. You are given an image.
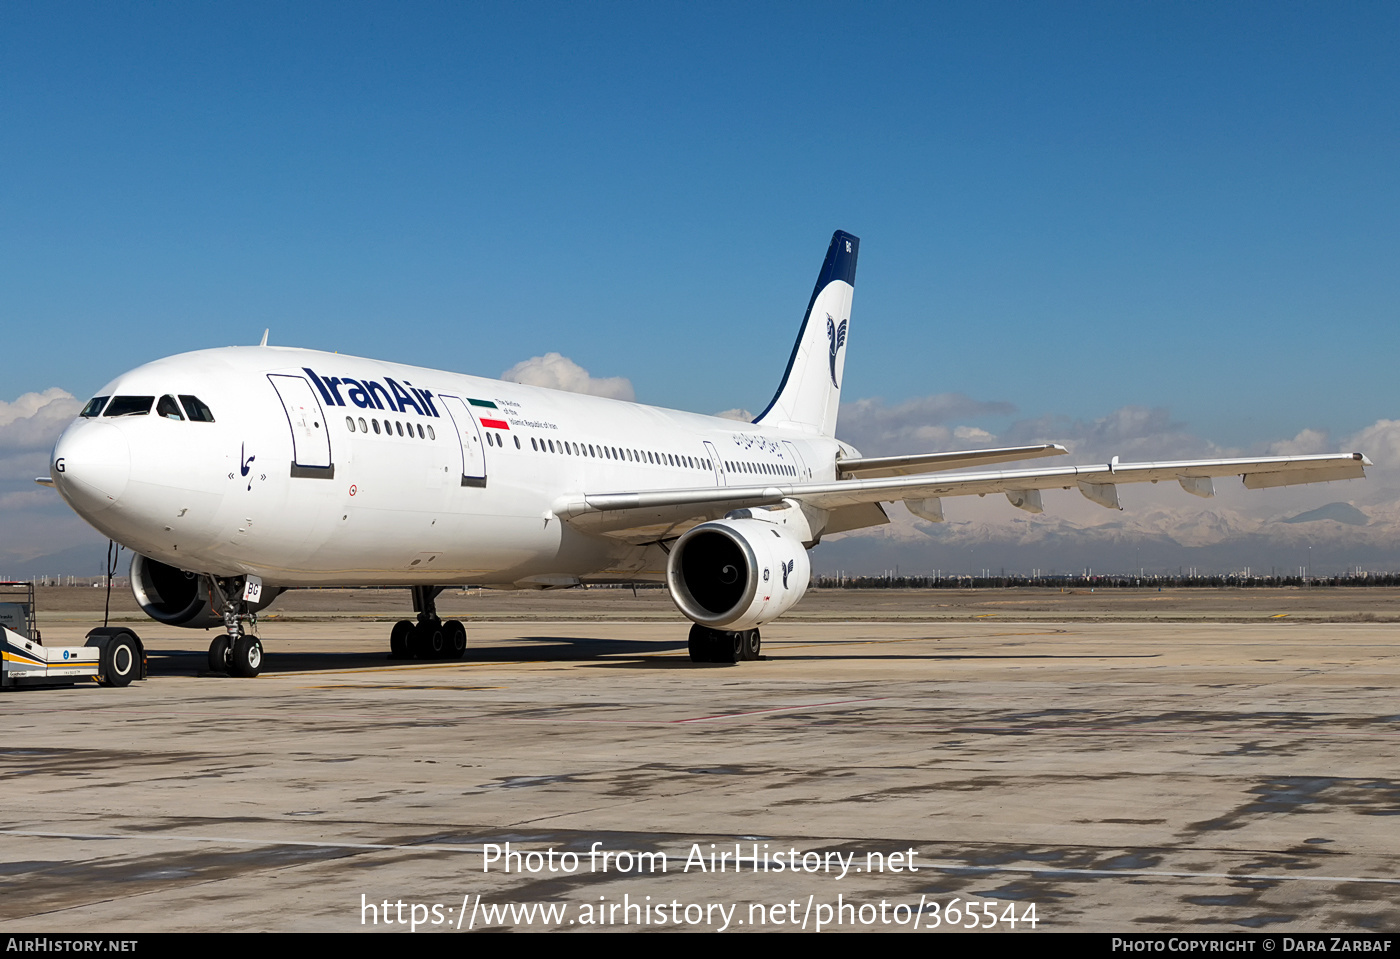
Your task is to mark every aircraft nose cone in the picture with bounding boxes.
[52,422,130,513]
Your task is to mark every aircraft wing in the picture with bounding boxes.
[555,452,1371,543]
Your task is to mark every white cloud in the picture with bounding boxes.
[1344,419,1400,471]
[0,389,81,451]
[837,393,1015,455]
[836,392,1222,463]
[953,426,993,441]
[501,353,635,401]
[0,389,102,569]
[714,408,754,422]
[0,389,81,483]
[1267,428,1333,457]
[1001,406,1219,462]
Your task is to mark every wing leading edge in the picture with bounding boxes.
[555,452,1371,543]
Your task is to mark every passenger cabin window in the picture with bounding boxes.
[80,396,109,417]
[156,395,184,420]
[178,396,216,422]
[103,396,154,417]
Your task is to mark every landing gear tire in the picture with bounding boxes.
[409,621,446,659]
[719,631,740,664]
[425,624,447,659]
[208,635,231,674]
[444,620,466,659]
[390,620,413,659]
[688,623,710,662]
[229,636,263,678]
[689,623,737,664]
[98,632,139,687]
[738,629,762,661]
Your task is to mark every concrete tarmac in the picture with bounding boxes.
[3,591,1398,933]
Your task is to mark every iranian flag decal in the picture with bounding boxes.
[469,398,510,430]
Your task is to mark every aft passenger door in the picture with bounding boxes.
[783,441,811,481]
[437,395,487,488]
[267,374,334,477]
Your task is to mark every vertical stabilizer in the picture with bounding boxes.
[753,230,859,436]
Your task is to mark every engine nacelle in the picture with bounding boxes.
[666,518,811,631]
[129,554,281,628]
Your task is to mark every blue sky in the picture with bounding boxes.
[3,1,1397,449]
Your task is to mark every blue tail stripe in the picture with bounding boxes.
[753,230,860,425]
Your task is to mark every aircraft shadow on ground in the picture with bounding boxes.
[145,639,1161,676]
[146,635,691,675]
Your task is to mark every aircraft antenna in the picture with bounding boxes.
[259,329,269,347]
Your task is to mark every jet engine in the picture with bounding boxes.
[666,517,811,631]
[129,554,281,628]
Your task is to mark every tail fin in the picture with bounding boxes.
[753,230,859,436]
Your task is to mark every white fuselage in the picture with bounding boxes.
[51,346,844,588]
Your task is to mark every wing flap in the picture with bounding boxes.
[1242,461,1368,489]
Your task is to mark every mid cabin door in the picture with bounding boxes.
[703,440,726,486]
[267,374,334,477]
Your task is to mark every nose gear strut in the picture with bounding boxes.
[205,576,263,677]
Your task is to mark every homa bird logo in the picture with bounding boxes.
[826,315,847,389]
[240,444,256,491]
[781,559,795,589]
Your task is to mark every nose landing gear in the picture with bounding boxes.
[205,576,263,677]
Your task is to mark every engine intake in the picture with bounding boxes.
[129,554,281,628]
[666,518,810,631]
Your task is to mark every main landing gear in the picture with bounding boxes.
[688,623,761,664]
[206,576,263,678]
[389,586,467,660]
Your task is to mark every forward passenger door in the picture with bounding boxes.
[437,395,487,488]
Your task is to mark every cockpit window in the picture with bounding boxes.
[178,395,215,422]
[80,396,110,417]
[156,395,184,420]
[103,396,154,417]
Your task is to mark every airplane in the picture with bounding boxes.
[41,231,1371,676]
